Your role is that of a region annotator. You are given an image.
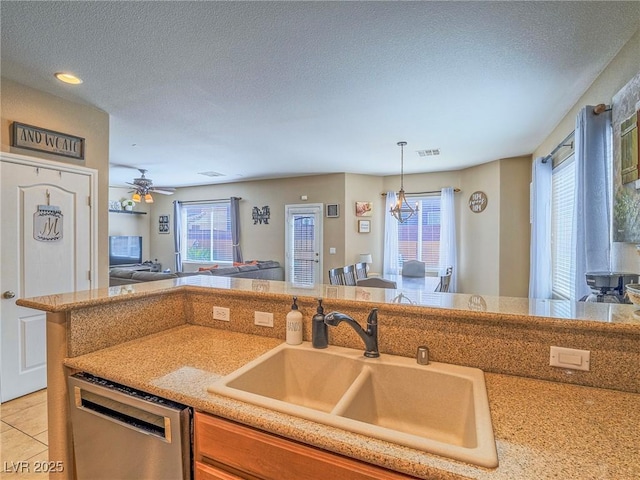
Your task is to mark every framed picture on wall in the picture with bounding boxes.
[326,204,339,218]
[358,219,371,233]
[355,201,372,217]
[159,215,170,234]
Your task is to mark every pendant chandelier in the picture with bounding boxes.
[389,141,418,223]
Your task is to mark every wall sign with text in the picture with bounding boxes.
[12,122,85,160]
[468,191,488,213]
[34,205,63,242]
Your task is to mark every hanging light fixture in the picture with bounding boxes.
[131,192,141,203]
[389,141,418,223]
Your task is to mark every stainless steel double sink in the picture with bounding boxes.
[208,342,498,468]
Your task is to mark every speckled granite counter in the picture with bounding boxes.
[63,325,640,480]
[17,276,640,479]
[18,274,640,327]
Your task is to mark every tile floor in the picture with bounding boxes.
[1,389,49,479]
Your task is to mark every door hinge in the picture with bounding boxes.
[88,270,91,281]
[87,195,92,207]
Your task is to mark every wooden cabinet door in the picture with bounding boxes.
[195,411,416,480]
[195,461,245,480]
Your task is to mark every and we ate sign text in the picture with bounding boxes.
[12,122,84,160]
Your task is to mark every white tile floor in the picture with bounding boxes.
[1,389,49,479]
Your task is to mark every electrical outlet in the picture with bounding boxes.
[212,306,230,321]
[254,311,274,327]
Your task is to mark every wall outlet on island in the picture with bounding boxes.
[213,306,230,321]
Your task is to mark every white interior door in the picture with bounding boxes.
[1,154,95,402]
[285,204,323,286]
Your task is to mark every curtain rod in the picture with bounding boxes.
[542,103,610,164]
[542,130,575,164]
[381,188,460,197]
[174,197,242,205]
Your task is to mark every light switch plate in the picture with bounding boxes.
[254,311,274,327]
[549,346,590,371]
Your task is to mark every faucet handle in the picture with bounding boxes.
[366,308,378,325]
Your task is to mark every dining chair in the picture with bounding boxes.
[328,267,345,285]
[401,260,426,277]
[356,278,397,289]
[343,264,357,286]
[354,262,368,280]
[435,266,453,292]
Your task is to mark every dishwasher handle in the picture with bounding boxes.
[73,386,173,442]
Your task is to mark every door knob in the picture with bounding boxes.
[3,291,16,299]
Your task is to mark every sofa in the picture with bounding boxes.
[109,260,284,286]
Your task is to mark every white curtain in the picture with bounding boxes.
[383,191,400,275]
[529,157,552,299]
[439,187,457,292]
[573,106,612,300]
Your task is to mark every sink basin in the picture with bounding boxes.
[208,342,498,468]
[334,363,479,448]
[222,345,363,413]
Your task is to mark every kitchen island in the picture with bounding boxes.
[18,275,640,479]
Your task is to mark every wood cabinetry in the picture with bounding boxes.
[194,411,415,480]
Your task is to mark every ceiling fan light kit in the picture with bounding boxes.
[127,168,174,203]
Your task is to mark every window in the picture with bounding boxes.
[181,201,233,263]
[551,155,576,300]
[397,196,441,268]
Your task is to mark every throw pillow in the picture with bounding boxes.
[198,264,219,271]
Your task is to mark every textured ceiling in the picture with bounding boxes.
[2,1,640,188]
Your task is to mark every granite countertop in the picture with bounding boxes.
[63,325,640,480]
[18,274,640,328]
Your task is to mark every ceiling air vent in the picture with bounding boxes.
[416,149,441,157]
[198,171,224,177]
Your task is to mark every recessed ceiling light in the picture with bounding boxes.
[198,171,224,177]
[54,72,83,85]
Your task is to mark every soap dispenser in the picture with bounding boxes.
[286,296,303,345]
[312,298,328,349]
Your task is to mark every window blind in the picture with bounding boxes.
[183,202,233,263]
[397,196,441,268]
[551,156,576,301]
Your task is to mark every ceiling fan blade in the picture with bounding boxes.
[151,188,175,195]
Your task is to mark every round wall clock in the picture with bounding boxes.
[468,191,488,213]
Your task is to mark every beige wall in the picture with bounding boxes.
[1,78,110,286]
[344,174,384,273]
[148,174,347,283]
[108,187,153,262]
[144,166,531,295]
[380,158,531,297]
[459,161,502,295]
[499,156,532,297]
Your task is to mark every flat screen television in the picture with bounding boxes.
[109,236,143,267]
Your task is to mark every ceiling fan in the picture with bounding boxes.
[127,169,175,203]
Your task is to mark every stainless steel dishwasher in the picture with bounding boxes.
[68,372,191,480]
